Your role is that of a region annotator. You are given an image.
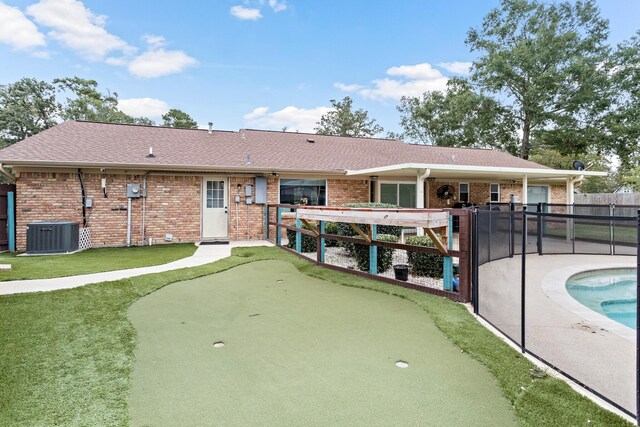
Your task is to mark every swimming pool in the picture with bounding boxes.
[566,269,637,329]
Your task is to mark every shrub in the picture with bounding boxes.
[286,223,317,253]
[352,234,398,273]
[324,222,339,247]
[406,235,444,278]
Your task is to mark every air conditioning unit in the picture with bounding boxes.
[26,222,80,255]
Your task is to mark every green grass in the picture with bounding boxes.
[0,247,632,426]
[129,260,517,426]
[544,222,636,244]
[0,243,197,281]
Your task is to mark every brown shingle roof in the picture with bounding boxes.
[0,120,549,172]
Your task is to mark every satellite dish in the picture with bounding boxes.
[572,160,585,171]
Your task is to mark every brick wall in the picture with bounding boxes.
[428,181,567,207]
[16,172,200,250]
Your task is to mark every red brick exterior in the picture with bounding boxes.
[16,172,201,250]
[427,181,566,207]
[14,171,566,250]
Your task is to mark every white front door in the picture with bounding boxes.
[202,178,228,239]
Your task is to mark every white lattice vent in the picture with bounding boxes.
[79,227,92,250]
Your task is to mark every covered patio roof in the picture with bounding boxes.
[345,163,607,181]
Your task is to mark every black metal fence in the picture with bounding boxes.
[472,205,639,421]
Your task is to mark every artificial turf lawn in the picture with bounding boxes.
[128,260,517,426]
[0,243,197,281]
[0,246,633,426]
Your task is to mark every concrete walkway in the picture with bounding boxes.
[0,241,273,296]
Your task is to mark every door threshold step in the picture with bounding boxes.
[199,241,230,245]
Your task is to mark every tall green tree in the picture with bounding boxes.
[0,78,59,147]
[605,32,640,171]
[466,0,612,159]
[55,76,154,125]
[315,96,383,137]
[162,108,197,128]
[396,78,519,154]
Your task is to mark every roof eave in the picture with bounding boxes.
[346,163,607,178]
[3,160,346,175]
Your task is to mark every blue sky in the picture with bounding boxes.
[0,0,638,135]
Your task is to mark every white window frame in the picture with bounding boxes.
[277,177,328,206]
[490,183,500,203]
[459,182,470,203]
[379,181,417,208]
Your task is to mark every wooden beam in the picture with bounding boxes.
[297,208,448,228]
[350,223,371,243]
[424,228,449,255]
[300,219,319,236]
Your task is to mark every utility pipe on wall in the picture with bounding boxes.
[141,172,149,245]
[126,196,132,247]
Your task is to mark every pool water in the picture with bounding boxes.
[566,269,637,329]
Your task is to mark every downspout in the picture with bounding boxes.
[567,174,584,205]
[0,164,16,183]
[416,168,431,237]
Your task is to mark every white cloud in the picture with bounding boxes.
[128,49,198,78]
[244,106,331,133]
[26,0,133,61]
[437,61,472,75]
[387,63,443,80]
[0,2,46,50]
[268,0,287,12]
[118,97,169,119]
[335,62,449,101]
[334,82,363,92]
[142,34,166,49]
[230,5,262,20]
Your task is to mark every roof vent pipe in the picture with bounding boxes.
[208,122,213,134]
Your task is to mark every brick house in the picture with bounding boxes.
[0,121,604,250]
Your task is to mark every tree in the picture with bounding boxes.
[0,78,59,147]
[315,96,383,137]
[529,145,619,193]
[55,76,154,125]
[604,32,640,171]
[396,78,519,154]
[466,0,612,159]
[162,108,197,128]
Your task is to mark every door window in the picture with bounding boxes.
[206,181,225,208]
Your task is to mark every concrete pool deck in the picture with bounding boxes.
[479,254,636,415]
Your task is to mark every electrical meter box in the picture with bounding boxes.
[127,183,141,198]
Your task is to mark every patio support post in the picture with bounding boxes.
[522,174,528,205]
[443,214,454,291]
[295,216,302,253]
[369,224,377,275]
[276,207,282,246]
